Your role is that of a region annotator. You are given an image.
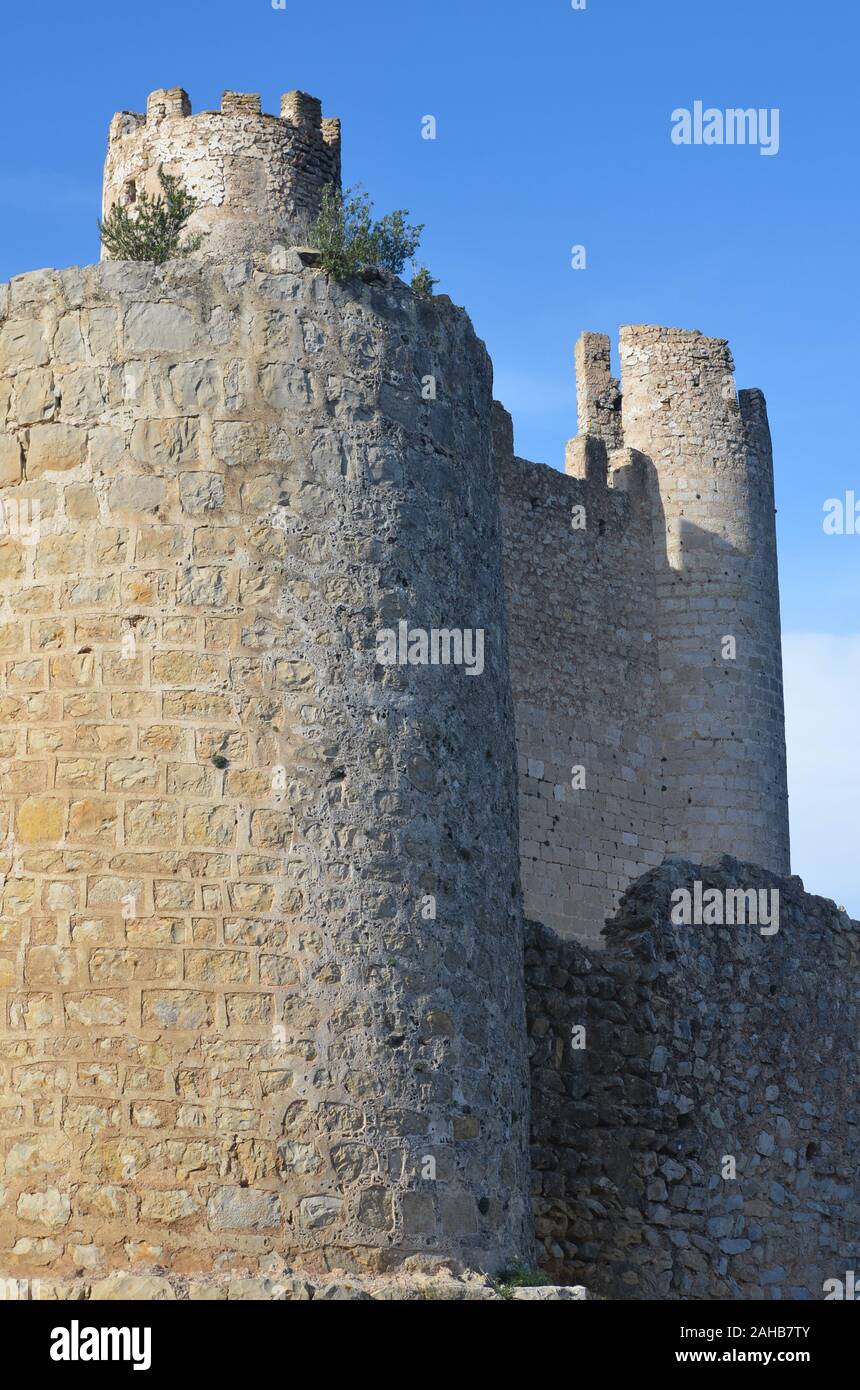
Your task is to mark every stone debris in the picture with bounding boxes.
[26,1267,586,1302]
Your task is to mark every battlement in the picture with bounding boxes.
[103,87,341,262]
[574,331,622,450]
[575,325,740,428]
[107,86,339,139]
[145,86,192,122]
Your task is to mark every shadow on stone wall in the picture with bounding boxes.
[526,857,860,1298]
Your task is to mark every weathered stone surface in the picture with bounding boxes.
[102,90,341,263]
[124,302,199,352]
[0,319,49,369]
[16,796,64,843]
[499,328,788,947]
[5,181,541,1286]
[0,83,837,1309]
[207,1187,281,1231]
[526,860,860,1300]
[0,433,22,484]
[26,423,88,477]
[16,1188,71,1227]
[89,1275,177,1301]
[510,1285,587,1300]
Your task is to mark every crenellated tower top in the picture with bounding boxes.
[566,325,790,879]
[102,87,341,262]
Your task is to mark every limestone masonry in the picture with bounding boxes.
[103,89,341,262]
[0,87,854,1300]
[501,322,790,944]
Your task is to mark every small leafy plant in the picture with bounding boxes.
[307,183,425,281]
[411,263,439,298]
[496,1266,554,1300]
[98,166,204,263]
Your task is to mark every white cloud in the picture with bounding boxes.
[782,632,860,917]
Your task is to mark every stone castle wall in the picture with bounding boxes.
[496,409,667,946]
[103,89,342,264]
[0,254,531,1282]
[499,329,789,944]
[0,84,813,1295]
[527,860,860,1298]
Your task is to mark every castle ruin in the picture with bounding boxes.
[0,89,855,1301]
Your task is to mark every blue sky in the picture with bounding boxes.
[1,0,857,910]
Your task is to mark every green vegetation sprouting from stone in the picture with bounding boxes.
[411,264,439,298]
[98,166,204,263]
[307,184,426,281]
[496,1266,554,1299]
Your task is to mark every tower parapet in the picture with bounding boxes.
[617,324,790,874]
[507,327,791,945]
[573,331,622,452]
[102,87,342,263]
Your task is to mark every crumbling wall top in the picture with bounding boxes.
[574,331,622,451]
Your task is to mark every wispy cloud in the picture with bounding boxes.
[783,632,860,917]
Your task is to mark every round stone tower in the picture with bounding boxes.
[102,88,342,262]
[0,91,532,1291]
[618,325,790,874]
